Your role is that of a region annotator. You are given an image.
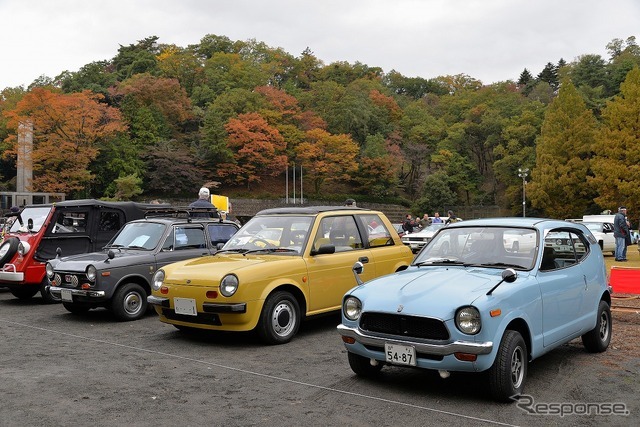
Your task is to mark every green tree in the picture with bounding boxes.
[528,80,597,218]
[590,66,640,218]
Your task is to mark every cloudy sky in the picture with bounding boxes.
[1,0,638,89]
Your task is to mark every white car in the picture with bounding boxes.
[581,222,616,255]
[401,223,446,253]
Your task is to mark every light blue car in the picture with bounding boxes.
[337,218,612,402]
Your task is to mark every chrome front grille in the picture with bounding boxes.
[360,312,450,340]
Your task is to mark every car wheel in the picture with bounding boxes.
[257,291,300,345]
[581,300,612,353]
[40,278,61,304]
[9,286,40,300]
[488,330,527,402]
[0,237,19,267]
[347,351,383,377]
[111,283,148,321]
[62,302,91,314]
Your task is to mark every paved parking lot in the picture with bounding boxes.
[0,288,637,426]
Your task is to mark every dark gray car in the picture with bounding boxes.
[46,214,240,321]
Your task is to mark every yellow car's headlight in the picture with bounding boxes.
[220,274,239,297]
[151,270,165,291]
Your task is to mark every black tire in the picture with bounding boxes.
[40,278,61,304]
[347,351,383,377]
[62,302,91,314]
[111,283,148,321]
[10,286,40,300]
[257,291,300,344]
[581,300,612,353]
[0,237,19,267]
[488,330,528,402]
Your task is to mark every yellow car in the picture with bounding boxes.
[148,206,413,344]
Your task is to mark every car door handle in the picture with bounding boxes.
[358,256,369,264]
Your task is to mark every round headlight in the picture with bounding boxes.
[343,296,362,321]
[45,262,55,279]
[220,274,239,297]
[151,270,165,291]
[86,265,97,282]
[456,306,481,334]
[18,241,31,256]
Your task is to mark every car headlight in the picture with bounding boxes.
[18,241,31,256]
[86,265,97,282]
[343,296,362,321]
[45,262,55,279]
[219,274,239,297]
[151,270,165,291]
[456,306,481,335]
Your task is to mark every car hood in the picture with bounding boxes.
[162,253,302,285]
[51,249,150,272]
[350,266,510,320]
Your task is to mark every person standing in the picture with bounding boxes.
[432,212,443,224]
[402,214,416,234]
[613,206,629,261]
[190,187,217,217]
[418,213,431,229]
[445,210,460,225]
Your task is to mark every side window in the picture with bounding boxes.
[208,224,238,246]
[359,214,392,248]
[543,229,586,269]
[99,211,122,232]
[316,215,363,252]
[52,211,88,234]
[174,226,206,250]
[162,229,175,250]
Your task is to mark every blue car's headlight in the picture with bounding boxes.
[456,306,481,335]
[343,296,362,321]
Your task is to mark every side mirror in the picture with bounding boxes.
[352,261,365,286]
[27,218,33,231]
[55,247,62,258]
[107,250,116,261]
[312,244,336,255]
[501,268,518,283]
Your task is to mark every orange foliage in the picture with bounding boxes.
[3,88,125,193]
[221,112,288,188]
[369,89,402,122]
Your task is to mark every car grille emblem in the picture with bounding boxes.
[397,304,404,313]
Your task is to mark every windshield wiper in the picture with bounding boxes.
[215,249,249,254]
[415,258,467,266]
[476,262,525,269]
[243,247,298,256]
[125,245,147,250]
[104,244,124,248]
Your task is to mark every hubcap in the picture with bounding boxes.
[124,292,142,315]
[511,346,524,389]
[599,311,610,341]
[271,301,295,337]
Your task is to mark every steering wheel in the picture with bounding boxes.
[249,237,275,248]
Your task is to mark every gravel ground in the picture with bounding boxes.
[0,288,638,427]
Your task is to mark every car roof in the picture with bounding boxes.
[127,217,238,226]
[24,199,171,216]
[445,217,581,230]
[255,206,370,215]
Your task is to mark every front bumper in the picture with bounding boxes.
[48,285,106,299]
[0,264,24,282]
[147,295,247,313]
[337,324,493,356]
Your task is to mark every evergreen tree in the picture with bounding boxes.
[528,80,597,218]
[590,66,640,216]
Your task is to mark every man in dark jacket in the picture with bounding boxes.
[189,187,217,218]
[613,206,629,261]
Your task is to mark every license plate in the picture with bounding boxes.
[61,289,73,302]
[173,297,197,316]
[385,343,417,366]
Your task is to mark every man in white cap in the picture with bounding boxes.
[189,187,216,217]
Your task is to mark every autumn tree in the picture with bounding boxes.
[219,113,288,189]
[3,88,125,194]
[295,128,358,193]
[528,80,597,218]
[590,67,640,218]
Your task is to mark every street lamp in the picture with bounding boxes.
[518,168,529,217]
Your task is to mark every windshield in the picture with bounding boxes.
[419,223,445,234]
[414,226,538,270]
[109,222,166,250]
[222,215,313,255]
[9,206,52,233]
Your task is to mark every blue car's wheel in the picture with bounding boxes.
[488,330,527,402]
[582,300,612,353]
[347,351,383,377]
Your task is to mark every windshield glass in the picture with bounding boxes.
[414,226,538,270]
[418,223,445,234]
[222,215,313,255]
[109,222,166,250]
[9,206,52,233]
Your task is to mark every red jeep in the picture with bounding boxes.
[0,199,164,302]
